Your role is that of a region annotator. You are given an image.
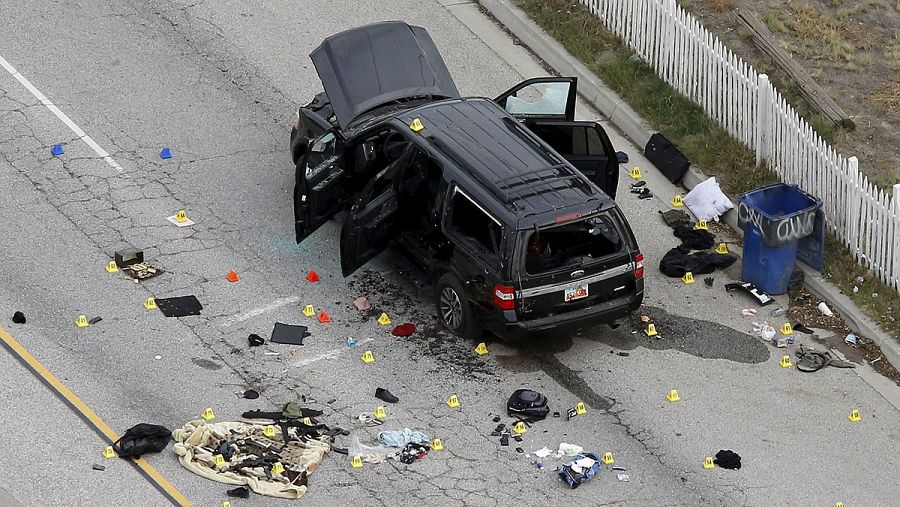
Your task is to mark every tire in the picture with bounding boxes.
[435,273,481,340]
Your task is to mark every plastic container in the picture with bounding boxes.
[738,184,823,294]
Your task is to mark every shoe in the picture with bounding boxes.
[375,387,399,403]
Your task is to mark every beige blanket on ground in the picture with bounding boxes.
[172,420,331,499]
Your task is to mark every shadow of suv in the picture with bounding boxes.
[290,21,644,340]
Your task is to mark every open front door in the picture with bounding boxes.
[294,131,346,242]
[494,77,577,121]
[525,120,620,199]
[339,148,413,277]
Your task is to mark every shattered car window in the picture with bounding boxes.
[525,213,622,275]
[505,82,570,116]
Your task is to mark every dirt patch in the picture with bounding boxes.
[788,287,900,385]
[681,0,900,188]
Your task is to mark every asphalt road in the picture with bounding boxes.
[1,0,899,506]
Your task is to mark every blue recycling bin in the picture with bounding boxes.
[737,184,823,295]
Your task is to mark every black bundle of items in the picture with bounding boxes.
[397,443,429,464]
[673,225,716,250]
[714,450,741,469]
[507,389,549,421]
[113,423,172,458]
[659,246,737,277]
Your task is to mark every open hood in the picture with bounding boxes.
[310,21,460,129]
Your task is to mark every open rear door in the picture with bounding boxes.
[524,120,620,200]
[295,131,346,242]
[494,77,577,121]
[339,149,413,276]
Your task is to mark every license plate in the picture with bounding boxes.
[564,283,589,302]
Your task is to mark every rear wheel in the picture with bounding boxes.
[435,274,481,340]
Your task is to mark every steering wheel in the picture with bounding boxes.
[382,132,409,162]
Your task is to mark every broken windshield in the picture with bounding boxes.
[524,213,622,275]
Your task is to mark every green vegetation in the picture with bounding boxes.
[512,0,899,340]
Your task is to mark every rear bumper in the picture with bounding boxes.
[484,290,643,340]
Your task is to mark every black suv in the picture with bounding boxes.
[291,21,644,340]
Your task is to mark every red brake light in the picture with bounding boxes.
[493,284,516,310]
[634,253,644,279]
[554,211,582,223]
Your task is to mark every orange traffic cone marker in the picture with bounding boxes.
[317,311,331,323]
[306,270,320,282]
[226,270,239,283]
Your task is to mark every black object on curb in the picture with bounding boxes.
[12,311,26,324]
[248,334,265,347]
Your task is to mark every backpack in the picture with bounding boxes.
[506,389,549,421]
[113,423,172,458]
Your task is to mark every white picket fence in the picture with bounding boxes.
[579,0,900,292]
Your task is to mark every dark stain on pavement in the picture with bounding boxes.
[192,357,222,370]
[595,305,770,364]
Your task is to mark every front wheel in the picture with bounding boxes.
[435,274,481,340]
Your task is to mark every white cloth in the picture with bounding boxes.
[683,177,734,221]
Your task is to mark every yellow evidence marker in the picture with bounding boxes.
[409,118,425,133]
[601,452,615,464]
[682,272,695,284]
[629,167,642,179]
[667,389,681,402]
[174,210,188,223]
[780,355,793,368]
[671,195,684,207]
[302,305,315,317]
[644,323,658,337]
[715,243,729,254]
[574,402,587,415]
[703,456,715,469]
[263,425,277,438]
[848,410,862,422]
[351,455,364,468]
[474,342,489,355]
[102,446,116,459]
[512,421,527,434]
[144,297,157,310]
[75,315,90,328]
[201,407,215,421]
[374,406,387,421]
[694,220,708,230]
[780,323,794,335]
[361,350,375,363]
[446,395,461,408]
[105,260,119,273]
[271,462,285,475]
[431,438,444,450]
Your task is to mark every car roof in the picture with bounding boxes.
[393,98,612,228]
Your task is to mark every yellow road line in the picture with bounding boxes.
[0,326,191,506]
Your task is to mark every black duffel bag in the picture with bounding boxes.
[644,133,690,183]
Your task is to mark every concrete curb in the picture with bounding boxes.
[478,0,900,372]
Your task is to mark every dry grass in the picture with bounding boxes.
[771,3,866,63]
[871,79,900,114]
[707,0,734,12]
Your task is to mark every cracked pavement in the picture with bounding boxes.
[1,0,899,505]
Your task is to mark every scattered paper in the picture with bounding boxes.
[534,447,552,459]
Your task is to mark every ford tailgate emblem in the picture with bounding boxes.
[570,270,584,278]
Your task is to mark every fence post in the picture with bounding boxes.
[755,74,771,167]
[894,183,900,215]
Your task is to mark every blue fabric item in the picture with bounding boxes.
[377,429,430,448]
